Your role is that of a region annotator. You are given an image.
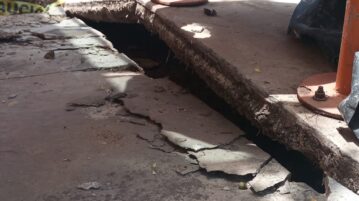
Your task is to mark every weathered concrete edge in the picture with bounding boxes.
[64,0,138,23]
[64,1,359,192]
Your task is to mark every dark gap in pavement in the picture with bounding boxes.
[200,169,254,183]
[84,21,325,193]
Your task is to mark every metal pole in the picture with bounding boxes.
[336,0,359,95]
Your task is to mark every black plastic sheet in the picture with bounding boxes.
[288,0,346,64]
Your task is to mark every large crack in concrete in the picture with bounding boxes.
[0,10,348,200]
[66,78,291,194]
[248,158,291,195]
[92,74,293,195]
[119,93,295,195]
[62,0,359,193]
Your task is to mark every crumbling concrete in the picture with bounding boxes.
[65,0,138,23]
[249,159,290,194]
[111,73,324,200]
[0,12,328,201]
[63,0,359,192]
[189,138,270,176]
[118,75,244,151]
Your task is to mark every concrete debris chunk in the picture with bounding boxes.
[161,130,217,151]
[77,182,101,190]
[189,137,270,176]
[325,177,359,201]
[249,159,290,194]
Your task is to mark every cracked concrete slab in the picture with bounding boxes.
[189,137,270,176]
[0,60,321,201]
[0,12,327,201]
[0,69,297,201]
[0,45,138,80]
[62,0,359,192]
[137,132,177,153]
[30,18,103,39]
[0,15,139,80]
[175,163,200,175]
[161,130,218,151]
[248,159,290,194]
[170,152,200,175]
[116,75,244,151]
[65,90,177,152]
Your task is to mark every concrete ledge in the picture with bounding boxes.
[64,0,359,192]
[64,0,138,23]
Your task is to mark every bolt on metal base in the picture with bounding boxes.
[313,86,328,101]
[297,72,346,120]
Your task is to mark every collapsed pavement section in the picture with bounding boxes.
[63,0,359,193]
[0,10,350,201]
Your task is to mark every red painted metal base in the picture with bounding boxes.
[151,0,208,6]
[297,72,346,120]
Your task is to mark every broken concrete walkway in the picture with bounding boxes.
[0,12,331,201]
[63,0,359,192]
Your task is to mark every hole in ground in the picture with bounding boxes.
[84,21,325,193]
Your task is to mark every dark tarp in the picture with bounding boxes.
[288,0,346,64]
